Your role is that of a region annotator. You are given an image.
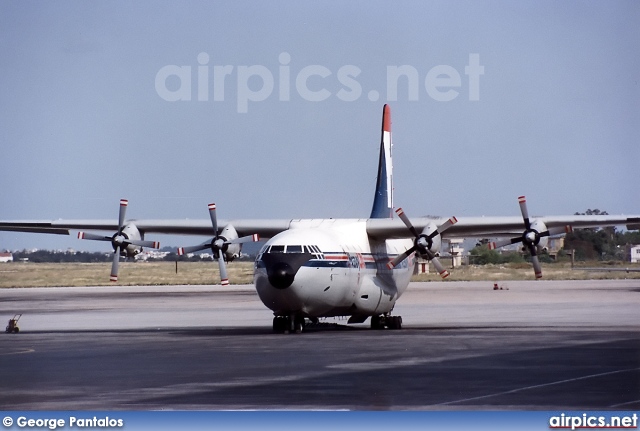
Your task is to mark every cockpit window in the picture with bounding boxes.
[262,244,321,255]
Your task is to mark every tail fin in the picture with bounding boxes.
[370,104,394,219]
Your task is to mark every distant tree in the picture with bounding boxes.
[163,252,179,262]
[536,251,554,264]
[617,230,640,245]
[469,244,546,265]
[475,238,490,247]
[469,245,501,265]
[12,249,111,263]
[500,251,526,264]
[565,208,637,261]
[575,209,608,216]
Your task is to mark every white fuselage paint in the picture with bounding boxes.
[253,219,414,318]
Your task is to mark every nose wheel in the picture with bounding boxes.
[273,315,305,334]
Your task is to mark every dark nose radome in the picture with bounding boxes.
[260,251,313,290]
[268,262,296,289]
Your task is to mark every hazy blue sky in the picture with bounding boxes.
[1,1,639,251]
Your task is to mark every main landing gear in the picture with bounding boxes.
[370,314,403,330]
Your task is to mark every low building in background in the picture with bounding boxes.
[628,245,640,263]
[0,252,14,263]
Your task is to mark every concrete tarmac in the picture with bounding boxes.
[1,280,639,410]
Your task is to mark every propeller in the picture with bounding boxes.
[386,208,458,278]
[488,195,572,279]
[77,199,160,282]
[177,203,259,286]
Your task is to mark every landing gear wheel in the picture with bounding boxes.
[387,316,403,330]
[273,315,305,334]
[272,316,287,333]
[371,315,384,330]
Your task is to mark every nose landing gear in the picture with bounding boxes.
[273,315,305,334]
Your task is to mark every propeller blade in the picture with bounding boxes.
[488,237,522,250]
[429,255,450,279]
[208,203,218,234]
[425,216,459,240]
[217,252,229,286]
[117,199,128,232]
[386,247,416,269]
[531,254,543,279]
[226,233,260,245]
[193,202,252,285]
[128,239,160,249]
[177,243,211,256]
[505,196,559,279]
[395,208,419,238]
[110,246,120,282]
[78,199,158,282]
[524,243,543,279]
[77,232,111,242]
[518,195,530,229]
[436,216,458,235]
[539,225,573,238]
[393,208,458,273]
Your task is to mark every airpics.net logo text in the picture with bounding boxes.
[155,52,484,113]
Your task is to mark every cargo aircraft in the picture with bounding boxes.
[1,105,638,333]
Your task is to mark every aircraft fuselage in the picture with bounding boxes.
[254,219,415,321]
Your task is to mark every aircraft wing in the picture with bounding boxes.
[0,219,292,239]
[2,214,639,241]
[366,215,640,240]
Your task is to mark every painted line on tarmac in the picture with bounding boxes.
[0,348,35,356]
[435,367,640,406]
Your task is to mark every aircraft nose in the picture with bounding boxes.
[268,262,296,289]
[259,250,312,290]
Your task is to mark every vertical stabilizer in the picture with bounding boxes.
[370,104,394,219]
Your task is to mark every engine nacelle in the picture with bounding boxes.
[220,224,241,261]
[119,223,142,257]
[419,222,442,256]
[528,219,549,252]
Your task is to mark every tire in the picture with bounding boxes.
[13,327,19,333]
[273,316,286,333]
[388,316,402,330]
[371,315,383,330]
